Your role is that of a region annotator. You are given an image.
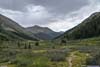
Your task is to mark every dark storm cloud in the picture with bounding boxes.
[0,0,27,11]
[0,0,88,15]
[29,0,88,15]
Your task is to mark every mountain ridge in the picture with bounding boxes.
[26,25,63,40]
[0,14,38,41]
[0,14,63,40]
[56,12,100,40]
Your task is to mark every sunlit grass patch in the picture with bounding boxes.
[50,62,68,67]
[32,50,47,53]
[8,64,16,67]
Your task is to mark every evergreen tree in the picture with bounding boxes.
[35,42,39,46]
[24,43,27,49]
[17,42,20,48]
[28,44,31,49]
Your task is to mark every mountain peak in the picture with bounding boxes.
[90,12,100,18]
[92,12,100,15]
[33,25,50,30]
[26,25,63,40]
[33,25,41,28]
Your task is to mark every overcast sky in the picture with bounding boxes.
[0,0,100,32]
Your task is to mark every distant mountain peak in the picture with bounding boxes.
[0,14,62,40]
[33,25,51,30]
[27,25,54,33]
[26,25,63,40]
[33,25,41,28]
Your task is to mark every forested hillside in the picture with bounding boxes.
[57,12,100,40]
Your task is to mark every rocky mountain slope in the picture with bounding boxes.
[0,14,38,41]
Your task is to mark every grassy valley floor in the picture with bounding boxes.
[0,37,100,67]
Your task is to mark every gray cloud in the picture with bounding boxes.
[29,0,88,15]
[0,0,88,26]
[0,0,27,11]
[0,0,99,32]
[0,0,88,14]
[47,0,100,31]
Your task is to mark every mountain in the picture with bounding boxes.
[57,12,100,40]
[0,14,38,41]
[26,25,63,40]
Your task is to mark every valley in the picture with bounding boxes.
[0,12,100,67]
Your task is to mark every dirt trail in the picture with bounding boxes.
[0,65,7,67]
[68,53,74,67]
